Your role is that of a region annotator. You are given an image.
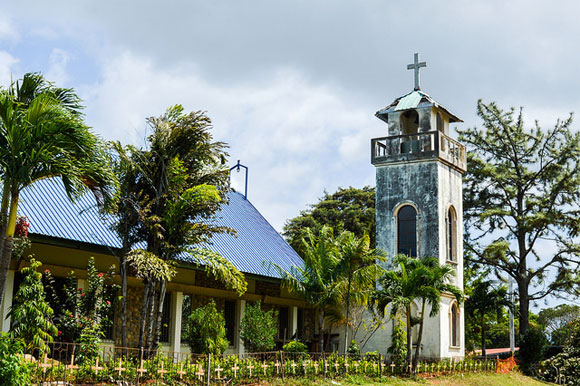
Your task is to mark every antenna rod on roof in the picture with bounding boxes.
[229,160,248,199]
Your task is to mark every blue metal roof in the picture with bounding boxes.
[19,178,303,279]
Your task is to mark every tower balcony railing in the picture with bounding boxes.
[371,131,466,171]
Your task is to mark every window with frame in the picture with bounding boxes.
[450,303,460,347]
[397,205,417,257]
[446,206,457,262]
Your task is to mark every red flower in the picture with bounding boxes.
[44,269,50,274]
[78,288,82,291]
[106,300,111,305]
[70,314,74,318]
[58,330,62,336]
[97,273,103,278]
[80,293,85,297]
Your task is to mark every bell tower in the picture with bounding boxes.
[371,53,466,358]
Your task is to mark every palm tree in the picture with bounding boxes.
[334,232,384,355]
[0,73,117,301]
[111,106,247,350]
[412,257,463,368]
[372,255,463,368]
[269,226,341,352]
[466,279,509,357]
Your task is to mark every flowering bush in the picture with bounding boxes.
[14,216,30,237]
[44,257,118,347]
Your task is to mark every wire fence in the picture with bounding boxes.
[20,340,499,384]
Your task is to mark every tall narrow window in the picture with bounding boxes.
[447,207,457,262]
[397,205,417,257]
[451,303,460,347]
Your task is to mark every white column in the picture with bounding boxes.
[0,270,15,332]
[237,299,246,354]
[170,291,183,354]
[289,306,298,340]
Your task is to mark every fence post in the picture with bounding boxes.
[280,350,285,380]
[378,353,382,377]
[322,351,326,378]
[206,354,211,386]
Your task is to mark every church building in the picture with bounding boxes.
[0,54,465,359]
[368,53,466,358]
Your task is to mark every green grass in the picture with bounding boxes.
[259,372,549,385]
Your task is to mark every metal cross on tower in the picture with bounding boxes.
[407,53,427,90]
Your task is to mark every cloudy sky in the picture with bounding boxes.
[1,0,579,237]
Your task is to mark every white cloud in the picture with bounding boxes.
[0,17,18,42]
[45,48,72,85]
[79,51,382,230]
[0,51,19,86]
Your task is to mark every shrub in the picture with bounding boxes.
[0,333,31,385]
[365,350,379,362]
[347,340,361,359]
[283,340,308,353]
[240,301,278,352]
[185,299,229,355]
[539,319,580,384]
[283,340,308,359]
[44,257,118,344]
[9,258,57,354]
[387,317,407,368]
[519,326,548,374]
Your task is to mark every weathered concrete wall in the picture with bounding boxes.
[375,161,440,261]
[373,158,465,359]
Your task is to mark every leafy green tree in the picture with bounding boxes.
[185,299,229,355]
[283,186,376,250]
[459,100,580,336]
[372,255,462,368]
[240,301,278,352]
[537,304,580,345]
[465,279,510,356]
[0,73,117,302]
[9,258,58,354]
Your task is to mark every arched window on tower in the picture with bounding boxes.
[397,205,417,257]
[400,110,419,136]
[450,302,460,347]
[446,206,457,262]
